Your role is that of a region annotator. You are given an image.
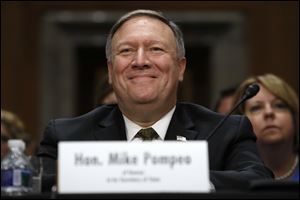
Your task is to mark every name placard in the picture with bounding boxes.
[58,141,210,193]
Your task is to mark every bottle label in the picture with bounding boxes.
[1,169,13,186]
[1,169,32,187]
[13,169,22,186]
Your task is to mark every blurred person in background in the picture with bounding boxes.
[214,86,237,114]
[233,74,299,182]
[94,75,118,106]
[1,109,32,159]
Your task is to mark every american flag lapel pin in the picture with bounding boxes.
[176,136,187,142]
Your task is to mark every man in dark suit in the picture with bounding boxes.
[37,9,273,192]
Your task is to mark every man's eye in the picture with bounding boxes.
[119,48,134,55]
[151,47,163,52]
[149,47,164,55]
[121,49,129,53]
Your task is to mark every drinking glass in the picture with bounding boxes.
[29,156,42,193]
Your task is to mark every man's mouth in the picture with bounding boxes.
[128,74,157,80]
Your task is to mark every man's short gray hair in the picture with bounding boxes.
[105,9,185,61]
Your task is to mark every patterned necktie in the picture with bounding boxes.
[136,128,158,141]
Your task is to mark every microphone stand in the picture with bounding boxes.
[206,84,260,140]
[206,97,246,140]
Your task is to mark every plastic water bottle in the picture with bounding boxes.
[1,139,33,196]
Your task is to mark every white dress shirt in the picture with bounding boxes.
[123,106,176,141]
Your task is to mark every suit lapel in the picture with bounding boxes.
[93,106,127,141]
[165,105,200,141]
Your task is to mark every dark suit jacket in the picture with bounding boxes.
[37,102,273,192]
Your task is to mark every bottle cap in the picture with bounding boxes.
[8,139,25,151]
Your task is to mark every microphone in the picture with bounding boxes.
[206,84,260,140]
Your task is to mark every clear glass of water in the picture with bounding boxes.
[28,156,42,193]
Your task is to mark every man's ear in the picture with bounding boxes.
[178,57,186,82]
[107,61,113,84]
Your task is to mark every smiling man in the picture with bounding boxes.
[37,9,273,192]
[107,12,186,127]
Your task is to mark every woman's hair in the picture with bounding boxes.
[1,109,31,144]
[233,73,299,152]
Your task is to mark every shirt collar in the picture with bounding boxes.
[123,106,176,141]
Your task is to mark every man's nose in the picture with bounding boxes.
[131,49,150,69]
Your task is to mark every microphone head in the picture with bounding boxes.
[243,84,260,100]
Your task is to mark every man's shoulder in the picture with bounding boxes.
[176,102,219,117]
[176,102,243,124]
[52,104,118,127]
[44,104,120,140]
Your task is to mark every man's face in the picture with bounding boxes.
[108,16,186,108]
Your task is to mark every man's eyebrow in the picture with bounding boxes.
[114,41,135,49]
[115,40,166,48]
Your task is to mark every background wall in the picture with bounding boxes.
[1,1,298,153]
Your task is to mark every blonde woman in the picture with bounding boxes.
[1,109,31,159]
[234,74,298,181]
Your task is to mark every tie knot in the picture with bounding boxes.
[136,128,158,141]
